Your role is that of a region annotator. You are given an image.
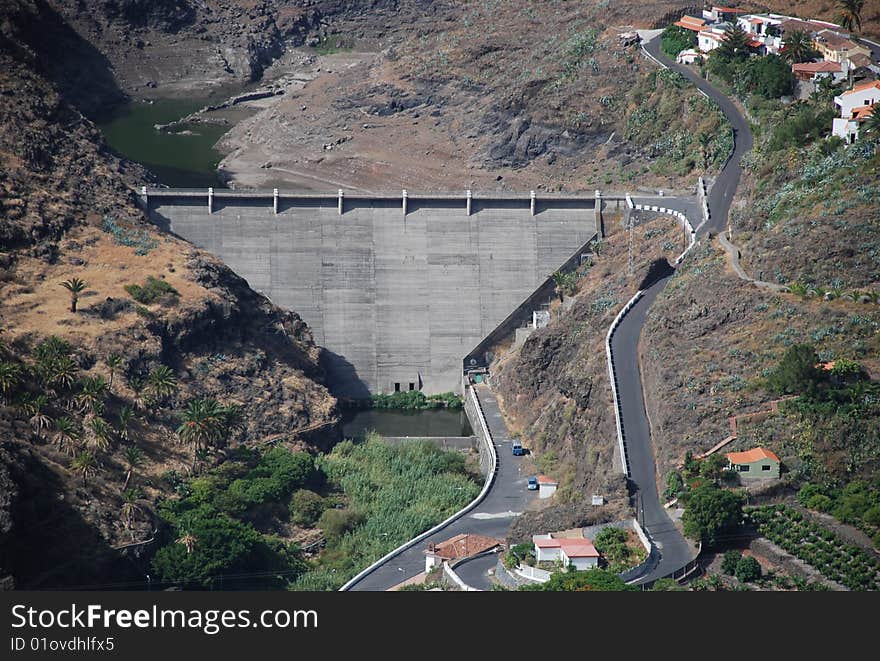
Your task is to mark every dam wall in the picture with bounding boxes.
[146,189,599,396]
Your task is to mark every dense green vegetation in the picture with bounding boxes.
[292,436,479,589]
[520,568,637,591]
[626,69,733,177]
[681,483,744,548]
[369,390,462,410]
[705,25,795,101]
[660,24,696,58]
[124,276,178,305]
[150,435,479,590]
[748,504,880,590]
[593,527,646,572]
[797,480,880,547]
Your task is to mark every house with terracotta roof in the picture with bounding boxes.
[674,15,707,32]
[833,80,880,144]
[792,60,845,83]
[536,474,558,499]
[724,447,780,479]
[533,536,600,570]
[424,533,504,572]
[813,29,871,66]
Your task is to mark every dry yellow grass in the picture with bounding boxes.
[1,224,219,346]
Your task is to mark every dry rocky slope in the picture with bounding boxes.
[0,0,338,588]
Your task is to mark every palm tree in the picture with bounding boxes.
[85,415,114,452]
[28,395,53,438]
[105,354,123,393]
[837,0,865,33]
[53,417,81,456]
[49,355,78,391]
[0,361,21,402]
[782,30,818,63]
[60,277,88,313]
[127,375,147,410]
[550,271,568,303]
[787,282,809,298]
[76,376,109,415]
[71,450,97,486]
[176,399,222,456]
[193,447,211,475]
[865,290,880,304]
[862,105,880,138]
[176,532,198,554]
[122,445,143,489]
[120,488,142,530]
[147,365,177,404]
[217,404,245,447]
[117,406,134,443]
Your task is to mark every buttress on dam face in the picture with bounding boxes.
[147,189,600,397]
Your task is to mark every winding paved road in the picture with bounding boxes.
[609,34,755,584]
[347,384,535,590]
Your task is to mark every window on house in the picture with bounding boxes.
[739,465,750,472]
[762,464,771,471]
[394,382,401,392]
[409,382,415,391]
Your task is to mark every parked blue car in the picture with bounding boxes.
[527,476,538,491]
[512,441,525,456]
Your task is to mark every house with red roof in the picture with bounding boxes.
[536,474,558,499]
[424,533,504,572]
[792,60,844,83]
[724,447,781,479]
[533,535,600,570]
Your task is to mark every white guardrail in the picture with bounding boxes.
[605,289,642,477]
[339,385,498,590]
[609,194,702,475]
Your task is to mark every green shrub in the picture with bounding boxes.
[317,508,364,544]
[721,549,741,575]
[124,276,179,305]
[805,494,833,512]
[289,489,326,527]
[735,556,762,582]
[660,25,696,58]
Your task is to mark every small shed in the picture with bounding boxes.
[537,475,558,499]
[725,447,780,479]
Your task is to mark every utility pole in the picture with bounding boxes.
[627,210,635,278]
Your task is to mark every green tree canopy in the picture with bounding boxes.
[766,343,825,397]
[681,484,744,548]
[151,505,298,589]
[660,24,697,58]
[521,568,638,591]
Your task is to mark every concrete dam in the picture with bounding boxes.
[145,189,600,396]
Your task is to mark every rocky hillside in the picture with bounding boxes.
[493,211,692,540]
[0,0,338,588]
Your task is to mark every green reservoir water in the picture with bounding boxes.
[98,99,229,188]
[341,408,473,440]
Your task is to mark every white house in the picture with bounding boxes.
[537,475,558,499]
[835,80,880,118]
[736,14,784,54]
[533,536,600,571]
[677,48,703,65]
[833,80,880,143]
[698,26,728,53]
